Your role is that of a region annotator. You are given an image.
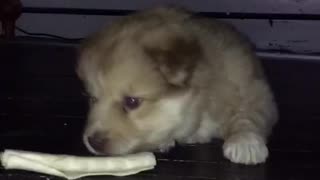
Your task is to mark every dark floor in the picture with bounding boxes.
[0,38,320,180]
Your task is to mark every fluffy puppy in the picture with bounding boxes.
[76,7,278,165]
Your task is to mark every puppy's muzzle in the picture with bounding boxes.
[84,132,110,155]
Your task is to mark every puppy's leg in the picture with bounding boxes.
[222,80,277,165]
[157,141,176,153]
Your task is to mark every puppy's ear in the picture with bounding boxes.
[144,36,202,87]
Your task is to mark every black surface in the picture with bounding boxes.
[1,39,320,180]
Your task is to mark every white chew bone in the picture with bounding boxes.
[1,149,156,179]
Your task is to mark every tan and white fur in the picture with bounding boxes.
[77,7,278,165]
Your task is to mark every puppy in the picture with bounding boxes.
[76,7,278,165]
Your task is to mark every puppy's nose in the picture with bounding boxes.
[87,132,109,153]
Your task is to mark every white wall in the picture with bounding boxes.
[16,0,320,53]
[21,0,320,14]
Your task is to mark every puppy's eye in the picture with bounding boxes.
[123,96,142,111]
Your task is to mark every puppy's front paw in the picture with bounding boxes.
[157,141,176,153]
[223,133,268,165]
[183,135,211,144]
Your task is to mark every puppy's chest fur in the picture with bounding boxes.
[173,90,223,144]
